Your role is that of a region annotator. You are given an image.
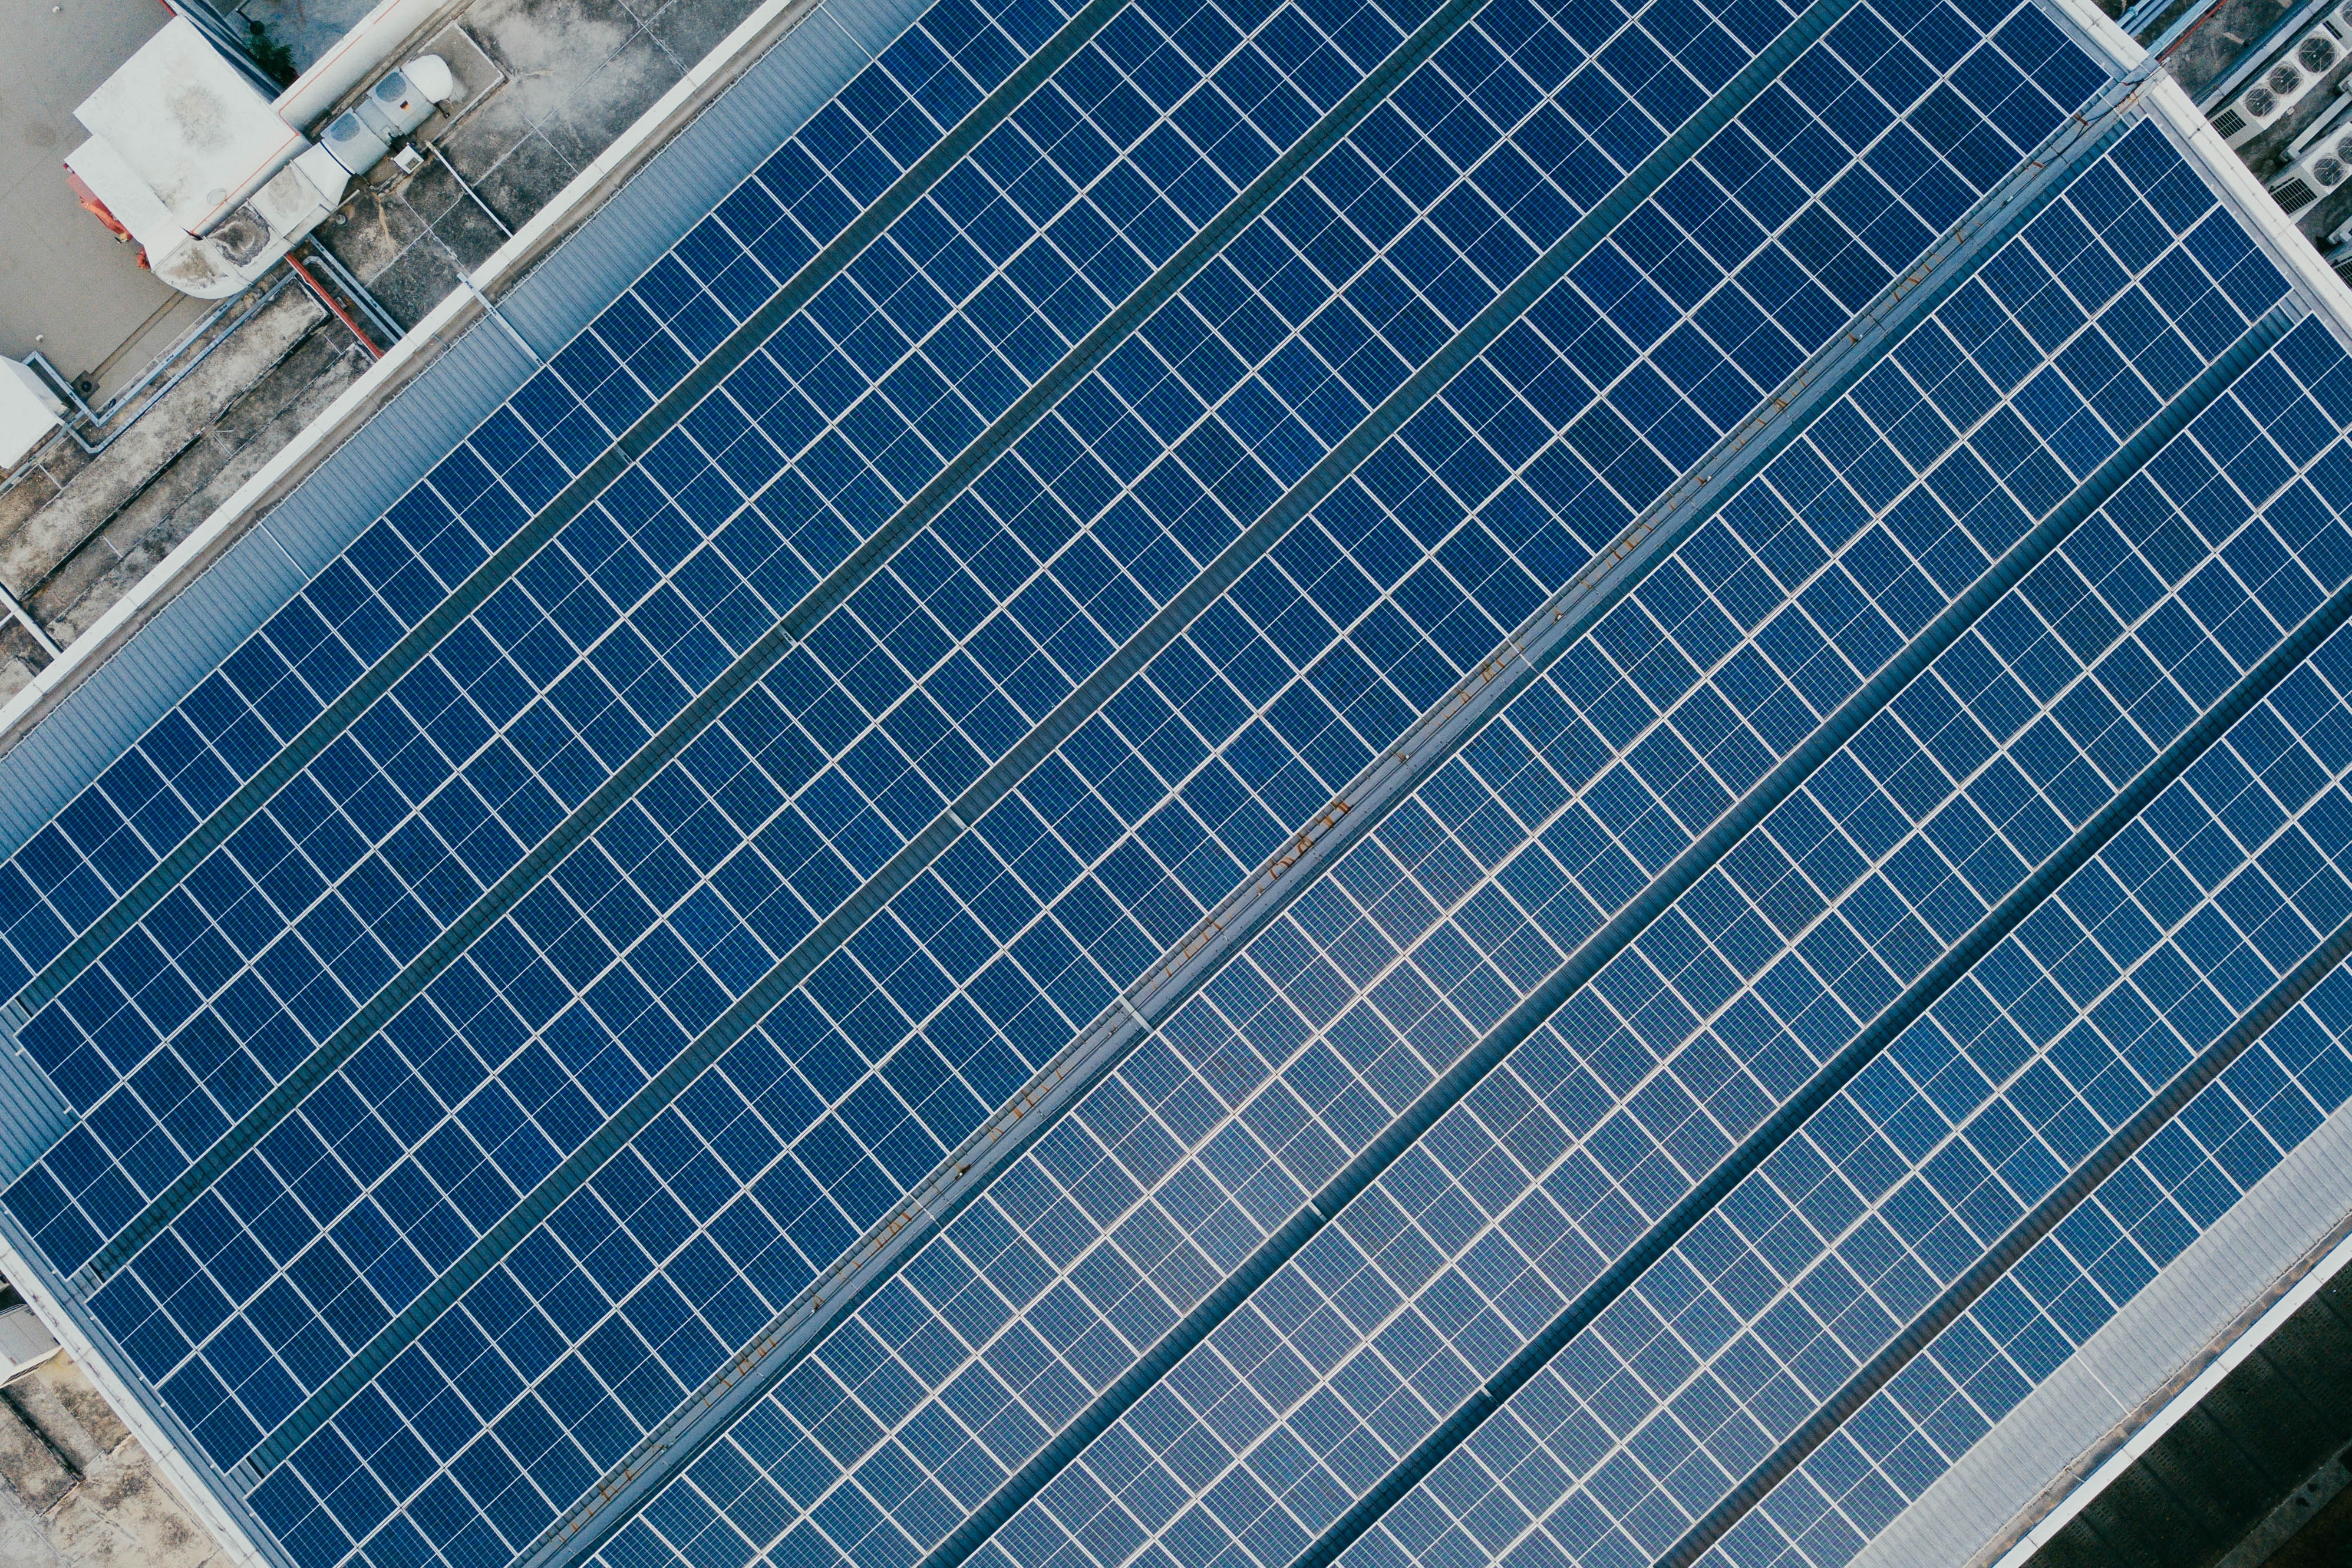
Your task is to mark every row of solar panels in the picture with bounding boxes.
[4,0,2348,1566]
[0,5,2105,1557]
[568,87,2352,1568]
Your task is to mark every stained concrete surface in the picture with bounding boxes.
[240,0,770,325]
[0,285,365,704]
[0,1353,224,1568]
[2154,0,2301,95]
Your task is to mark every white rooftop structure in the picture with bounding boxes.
[70,18,301,247]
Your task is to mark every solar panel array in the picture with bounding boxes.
[559,115,2318,1568]
[6,3,2352,1568]
[1340,325,2352,1568]
[221,7,2112,1566]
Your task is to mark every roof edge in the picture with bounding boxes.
[0,0,903,856]
[1853,1092,2352,1568]
[2149,70,2352,336]
[0,1199,283,1568]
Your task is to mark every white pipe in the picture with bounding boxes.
[271,0,454,131]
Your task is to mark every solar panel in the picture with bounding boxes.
[5,0,1085,1265]
[41,0,1834,1476]
[549,108,2315,1568]
[14,0,1426,1255]
[27,0,1505,1382]
[1355,347,2352,1568]
[4,5,2350,1568]
[187,9,2127,1567]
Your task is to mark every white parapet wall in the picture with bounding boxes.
[1854,1087,2352,1568]
[0,1212,274,1567]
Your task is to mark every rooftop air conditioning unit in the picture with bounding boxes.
[318,57,452,175]
[2211,11,2347,147]
[65,39,454,299]
[2271,88,2352,210]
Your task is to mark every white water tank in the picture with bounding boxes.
[319,108,392,174]
[379,55,453,118]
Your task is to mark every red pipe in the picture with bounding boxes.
[284,250,382,359]
[63,167,133,243]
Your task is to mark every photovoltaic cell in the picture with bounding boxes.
[546,91,2283,1568]
[12,3,2352,1568]
[54,0,1754,1491]
[1339,325,2352,1568]
[197,9,2125,1568]
[981,162,2317,1568]
[14,0,1426,1277]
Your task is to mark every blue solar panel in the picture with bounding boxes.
[1713,928,2352,1567]
[8,2,2352,1568]
[526,110,2313,1568]
[24,0,1483,1407]
[1345,345,2352,1568]
[13,0,1430,1253]
[61,0,1788,1461]
[183,9,2126,1568]
[21,0,1737,1306]
[5,0,1083,1227]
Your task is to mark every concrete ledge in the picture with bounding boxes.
[2042,0,2152,76]
[0,1203,275,1568]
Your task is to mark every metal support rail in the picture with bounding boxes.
[0,274,301,500]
